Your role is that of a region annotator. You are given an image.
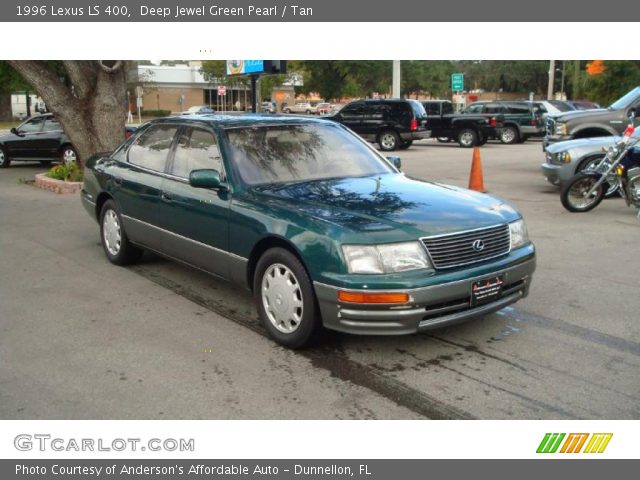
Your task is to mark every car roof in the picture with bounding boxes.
[149,114,331,129]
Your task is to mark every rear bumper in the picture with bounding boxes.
[314,254,536,335]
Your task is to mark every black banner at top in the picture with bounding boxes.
[2,0,639,21]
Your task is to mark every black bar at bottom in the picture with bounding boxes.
[2,459,637,479]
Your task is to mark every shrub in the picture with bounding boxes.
[47,162,82,182]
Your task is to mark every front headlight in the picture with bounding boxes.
[342,242,432,274]
[555,122,568,136]
[553,151,571,164]
[509,219,529,250]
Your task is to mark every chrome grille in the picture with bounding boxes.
[421,224,511,269]
[546,117,555,136]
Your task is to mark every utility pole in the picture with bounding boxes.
[392,60,401,98]
[547,60,555,100]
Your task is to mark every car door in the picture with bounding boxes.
[4,116,47,159]
[361,101,386,141]
[40,116,67,160]
[158,125,231,279]
[110,123,180,252]
[335,102,364,134]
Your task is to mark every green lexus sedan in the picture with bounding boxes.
[81,115,536,348]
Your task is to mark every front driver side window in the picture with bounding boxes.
[19,117,45,133]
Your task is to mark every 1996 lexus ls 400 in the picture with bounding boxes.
[81,115,536,348]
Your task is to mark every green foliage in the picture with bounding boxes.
[140,109,171,117]
[0,61,30,94]
[579,61,640,105]
[47,162,82,182]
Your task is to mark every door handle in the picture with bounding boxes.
[161,192,173,203]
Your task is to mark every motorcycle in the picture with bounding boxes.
[561,111,640,216]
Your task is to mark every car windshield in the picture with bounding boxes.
[224,123,394,186]
[548,100,575,112]
[609,87,640,110]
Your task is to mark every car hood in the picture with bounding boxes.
[250,174,520,240]
[552,108,610,123]
[545,135,618,154]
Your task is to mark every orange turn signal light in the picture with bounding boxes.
[338,291,410,304]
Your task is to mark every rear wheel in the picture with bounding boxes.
[254,248,321,348]
[378,130,400,151]
[560,173,606,212]
[99,200,143,265]
[457,129,478,148]
[0,147,10,168]
[436,137,451,143]
[500,126,519,144]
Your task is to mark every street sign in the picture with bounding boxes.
[217,85,226,96]
[451,73,464,91]
[135,86,144,97]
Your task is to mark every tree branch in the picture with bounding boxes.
[7,61,79,112]
[63,61,97,99]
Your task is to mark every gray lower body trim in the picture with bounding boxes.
[120,214,249,288]
[313,257,535,335]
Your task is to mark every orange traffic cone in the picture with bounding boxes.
[468,146,485,192]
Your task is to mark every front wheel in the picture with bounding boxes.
[578,155,619,198]
[560,173,606,212]
[254,248,321,349]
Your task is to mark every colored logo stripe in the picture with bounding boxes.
[583,433,613,453]
[537,433,613,453]
[537,433,566,453]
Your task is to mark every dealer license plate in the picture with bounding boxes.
[471,275,504,306]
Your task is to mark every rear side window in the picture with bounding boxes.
[42,117,62,132]
[464,104,483,114]
[170,127,222,179]
[423,103,441,115]
[506,103,532,115]
[340,102,364,117]
[408,100,426,118]
[483,103,504,114]
[441,102,454,114]
[128,124,179,172]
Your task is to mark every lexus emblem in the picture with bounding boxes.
[472,239,485,252]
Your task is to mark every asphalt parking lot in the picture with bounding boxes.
[1,139,639,419]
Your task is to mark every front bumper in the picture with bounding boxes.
[314,254,536,335]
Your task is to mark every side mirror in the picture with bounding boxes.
[10,127,21,136]
[189,169,228,190]
[386,156,402,170]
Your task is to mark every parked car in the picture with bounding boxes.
[327,99,430,150]
[0,114,77,167]
[316,102,332,115]
[540,129,640,197]
[462,101,544,144]
[184,106,215,115]
[545,87,640,149]
[531,100,576,118]
[566,100,601,110]
[282,102,315,114]
[260,101,276,114]
[422,100,503,147]
[81,114,535,348]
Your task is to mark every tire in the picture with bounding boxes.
[577,155,619,198]
[99,200,143,265]
[560,173,606,212]
[305,110,311,115]
[60,145,78,165]
[283,108,291,114]
[436,137,451,143]
[399,140,413,150]
[500,126,519,144]
[254,247,321,349]
[0,146,10,168]
[378,130,400,151]
[457,129,478,148]
[40,160,52,167]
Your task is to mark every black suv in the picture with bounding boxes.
[462,101,543,144]
[0,114,77,168]
[327,99,430,151]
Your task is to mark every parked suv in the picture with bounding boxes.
[327,99,430,150]
[282,102,316,114]
[462,101,543,144]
